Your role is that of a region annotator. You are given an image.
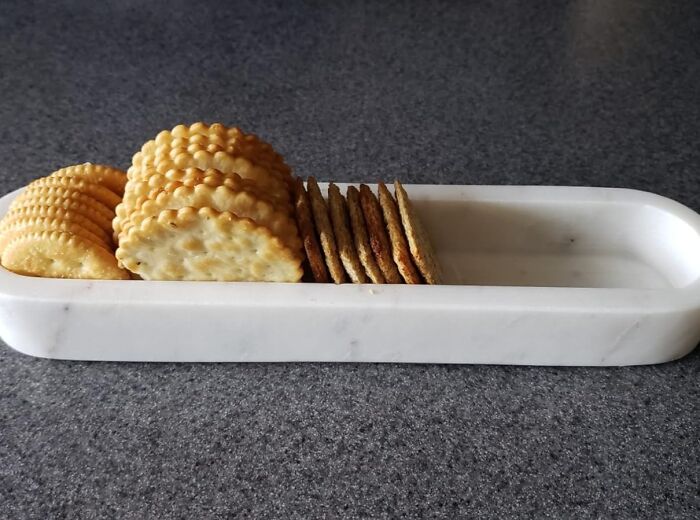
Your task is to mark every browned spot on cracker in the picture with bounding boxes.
[307,177,346,284]
[293,177,329,283]
[328,183,368,284]
[394,180,443,284]
[359,184,402,284]
[346,186,385,284]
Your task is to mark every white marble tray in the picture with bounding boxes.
[0,184,699,365]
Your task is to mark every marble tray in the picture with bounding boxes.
[0,184,699,365]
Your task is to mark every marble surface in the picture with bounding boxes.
[0,0,699,518]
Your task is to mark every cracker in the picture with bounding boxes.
[9,191,115,232]
[2,230,128,280]
[0,206,112,246]
[328,183,367,284]
[292,177,328,283]
[50,163,127,196]
[119,184,302,254]
[0,217,109,257]
[307,177,345,284]
[377,182,421,284]
[346,186,385,284]
[394,180,443,285]
[116,207,302,282]
[27,176,121,209]
[129,153,290,208]
[358,184,402,284]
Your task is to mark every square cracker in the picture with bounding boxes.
[346,186,385,284]
[307,177,346,284]
[293,177,329,283]
[359,184,402,284]
[394,180,443,284]
[328,183,368,284]
[377,182,421,284]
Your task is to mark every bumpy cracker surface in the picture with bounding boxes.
[129,153,290,208]
[292,177,328,283]
[50,163,127,196]
[120,184,301,254]
[359,184,402,284]
[27,176,121,209]
[116,207,302,282]
[0,206,112,246]
[152,123,290,176]
[346,186,385,284]
[2,230,128,280]
[328,183,367,284]
[10,191,115,232]
[307,177,345,284]
[394,180,443,285]
[0,217,109,256]
[378,182,421,284]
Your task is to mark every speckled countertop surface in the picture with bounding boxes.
[1,1,698,518]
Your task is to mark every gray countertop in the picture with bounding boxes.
[1,1,698,518]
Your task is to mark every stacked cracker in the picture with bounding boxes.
[0,163,129,279]
[294,177,442,284]
[114,123,304,282]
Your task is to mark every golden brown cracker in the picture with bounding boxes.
[359,184,402,284]
[346,186,385,284]
[377,182,421,284]
[328,183,368,284]
[9,190,115,232]
[394,180,443,284]
[116,207,302,282]
[0,217,110,257]
[0,205,113,246]
[50,163,127,196]
[307,177,345,284]
[27,176,121,209]
[2,230,128,280]
[292,177,328,283]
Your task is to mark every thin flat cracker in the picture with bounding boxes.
[27,176,121,209]
[292,177,328,283]
[0,217,109,257]
[328,183,367,284]
[119,184,302,254]
[50,163,127,196]
[378,182,421,284]
[116,207,302,282]
[307,177,345,284]
[359,184,402,284]
[346,186,385,284]
[0,205,112,246]
[2,230,128,280]
[394,180,443,284]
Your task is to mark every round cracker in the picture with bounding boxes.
[0,206,113,246]
[119,184,301,254]
[129,153,290,208]
[359,184,402,284]
[2,230,128,280]
[50,163,127,196]
[394,180,443,285]
[116,207,302,282]
[27,176,121,209]
[377,182,421,284]
[346,186,385,284]
[292,177,328,283]
[9,191,115,232]
[0,217,110,257]
[328,183,367,284]
[307,177,345,284]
